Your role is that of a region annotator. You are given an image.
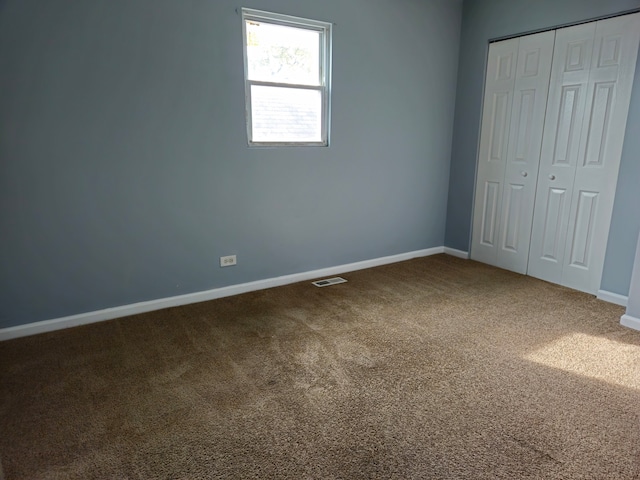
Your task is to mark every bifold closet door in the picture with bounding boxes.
[496,31,555,273]
[470,38,517,267]
[471,31,555,273]
[528,12,640,294]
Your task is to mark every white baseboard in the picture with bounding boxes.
[620,314,640,331]
[596,290,628,307]
[443,247,469,259]
[0,247,445,341]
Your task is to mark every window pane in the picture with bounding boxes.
[246,21,320,85]
[251,85,322,143]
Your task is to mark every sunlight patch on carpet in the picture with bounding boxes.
[524,333,640,390]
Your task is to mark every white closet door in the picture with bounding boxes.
[495,31,555,274]
[561,13,640,293]
[529,12,640,294]
[471,39,519,265]
[528,22,596,285]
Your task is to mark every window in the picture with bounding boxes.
[241,8,332,146]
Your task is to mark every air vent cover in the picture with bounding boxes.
[312,277,347,287]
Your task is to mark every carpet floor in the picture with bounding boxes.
[1,254,639,479]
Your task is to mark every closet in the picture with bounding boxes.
[471,12,640,295]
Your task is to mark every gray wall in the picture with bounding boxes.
[625,233,640,319]
[0,0,462,328]
[446,0,640,296]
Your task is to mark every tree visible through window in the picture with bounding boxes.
[242,9,332,146]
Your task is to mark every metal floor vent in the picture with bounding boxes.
[312,277,348,287]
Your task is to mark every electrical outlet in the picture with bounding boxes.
[220,255,237,267]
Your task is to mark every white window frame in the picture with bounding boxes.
[241,8,332,147]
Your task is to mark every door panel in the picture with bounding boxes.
[564,39,591,72]
[582,82,615,167]
[528,22,595,284]
[480,181,500,246]
[567,190,598,268]
[552,85,583,165]
[561,12,640,293]
[471,39,518,265]
[513,90,535,160]
[495,31,555,273]
[541,187,567,262]
[502,183,524,252]
[489,93,511,161]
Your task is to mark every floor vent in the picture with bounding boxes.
[312,277,348,287]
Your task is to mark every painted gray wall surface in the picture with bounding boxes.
[446,0,640,295]
[0,0,462,328]
[625,232,640,318]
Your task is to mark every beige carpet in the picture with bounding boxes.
[1,254,639,479]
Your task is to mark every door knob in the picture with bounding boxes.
[521,171,528,177]
[549,174,556,180]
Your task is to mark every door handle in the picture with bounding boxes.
[521,171,528,177]
[549,174,556,180]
